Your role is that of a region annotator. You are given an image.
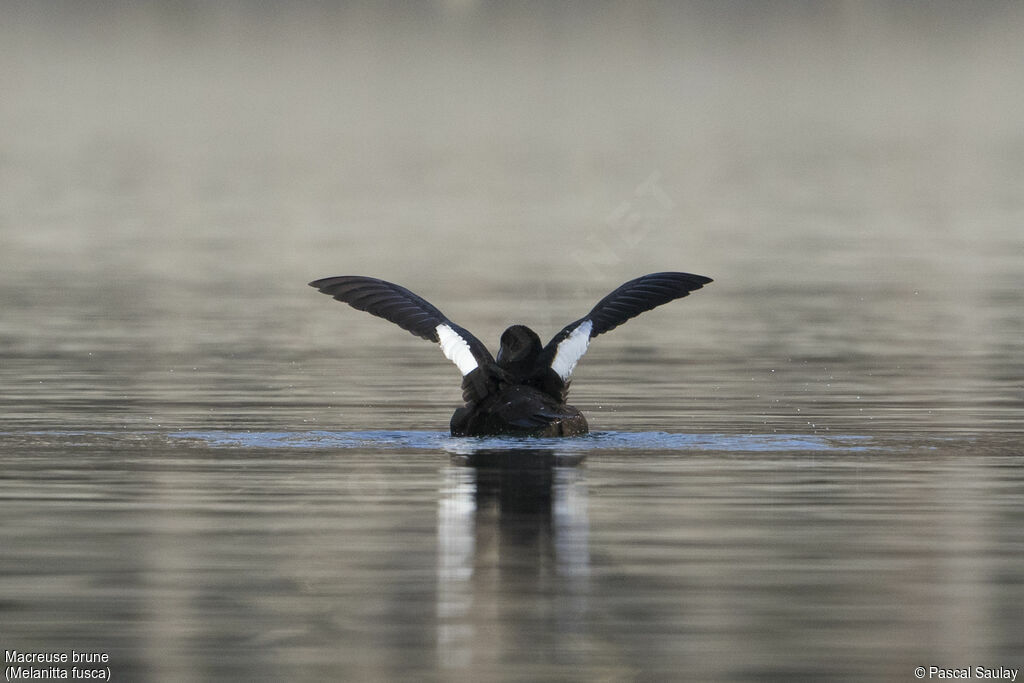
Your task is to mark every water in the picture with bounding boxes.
[2,3,1023,681]
[2,430,1021,680]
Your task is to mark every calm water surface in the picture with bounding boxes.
[2,4,1023,681]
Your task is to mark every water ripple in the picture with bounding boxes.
[168,429,873,453]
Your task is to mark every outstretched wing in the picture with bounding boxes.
[540,271,712,381]
[309,276,494,376]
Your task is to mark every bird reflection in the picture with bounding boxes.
[436,448,589,671]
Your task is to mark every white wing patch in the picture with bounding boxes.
[550,319,593,381]
[436,323,479,376]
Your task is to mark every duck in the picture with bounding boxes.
[309,271,712,437]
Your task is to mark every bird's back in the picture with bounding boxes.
[450,383,588,437]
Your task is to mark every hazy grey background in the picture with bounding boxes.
[1,2,1023,680]
[3,1,1022,435]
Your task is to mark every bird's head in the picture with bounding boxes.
[496,325,542,368]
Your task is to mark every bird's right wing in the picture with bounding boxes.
[540,271,713,381]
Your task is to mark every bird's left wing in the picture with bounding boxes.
[309,276,494,376]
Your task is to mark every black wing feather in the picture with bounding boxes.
[585,271,711,336]
[309,276,495,367]
[309,276,449,341]
[540,271,712,367]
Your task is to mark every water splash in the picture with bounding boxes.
[169,429,872,453]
